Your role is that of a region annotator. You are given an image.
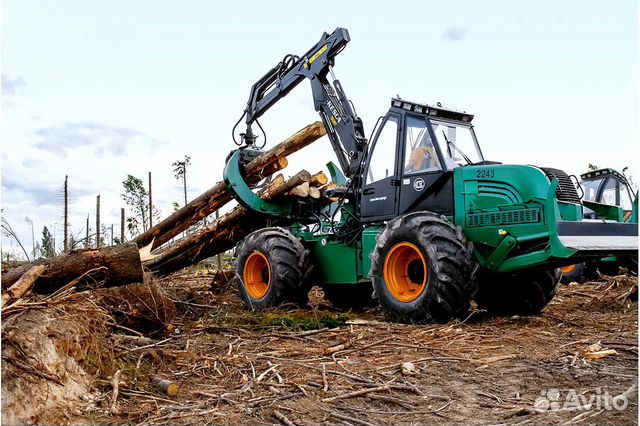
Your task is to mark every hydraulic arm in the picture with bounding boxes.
[235,27,367,178]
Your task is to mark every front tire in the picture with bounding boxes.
[475,269,559,316]
[370,212,479,323]
[235,228,311,310]
[559,263,585,284]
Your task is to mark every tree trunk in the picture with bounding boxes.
[134,121,326,250]
[146,171,311,274]
[1,244,143,294]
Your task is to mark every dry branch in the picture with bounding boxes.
[1,264,47,307]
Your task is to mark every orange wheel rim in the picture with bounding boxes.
[560,264,577,274]
[243,252,271,299]
[383,242,428,303]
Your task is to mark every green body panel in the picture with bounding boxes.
[326,161,347,185]
[452,164,587,272]
[582,200,625,222]
[362,226,383,279]
[305,235,362,284]
[292,226,382,285]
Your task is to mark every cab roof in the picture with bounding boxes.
[390,98,474,123]
[581,168,628,184]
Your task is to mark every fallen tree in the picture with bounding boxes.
[1,244,143,295]
[134,121,327,251]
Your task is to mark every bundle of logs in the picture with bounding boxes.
[1,122,333,299]
[140,121,334,274]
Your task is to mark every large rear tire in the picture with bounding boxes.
[475,269,559,316]
[235,227,311,310]
[370,212,479,323]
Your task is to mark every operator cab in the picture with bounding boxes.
[581,168,635,220]
[362,98,484,222]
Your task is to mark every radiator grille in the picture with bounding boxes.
[466,208,541,227]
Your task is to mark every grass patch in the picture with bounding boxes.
[259,311,351,331]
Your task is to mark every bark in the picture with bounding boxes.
[1,244,143,294]
[147,171,311,275]
[134,122,326,250]
[1,265,47,307]
[151,376,180,396]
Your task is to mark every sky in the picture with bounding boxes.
[1,0,638,259]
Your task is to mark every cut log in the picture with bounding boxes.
[134,122,326,250]
[289,181,310,198]
[1,243,143,294]
[146,171,311,274]
[310,171,329,187]
[1,265,47,307]
[261,171,310,199]
[308,186,321,199]
[151,376,180,396]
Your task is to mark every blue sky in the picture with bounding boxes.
[1,0,638,257]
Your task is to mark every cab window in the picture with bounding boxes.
[366,116,398,184]
[620,185,634,211]
[601,178,617,206]
[403,116,441,174]
[582,178,603,203]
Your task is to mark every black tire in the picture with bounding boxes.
[370,212,479,324]
[235,227,311,310]
[559,263,585,284]
[322,282,375,310]
[475,269,559,316]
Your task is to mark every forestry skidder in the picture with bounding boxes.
[227,28,638,322]
[559,167,638,282]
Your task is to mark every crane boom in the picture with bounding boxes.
[238,27,367,177]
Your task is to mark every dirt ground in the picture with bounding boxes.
[2,268,638,426]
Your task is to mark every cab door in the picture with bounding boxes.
[398,115,453,216]
[361,113,401,221]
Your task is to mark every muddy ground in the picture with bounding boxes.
[2,268,638,426]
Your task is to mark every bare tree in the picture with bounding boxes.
[172,155,191,206]
[1,217,30,261]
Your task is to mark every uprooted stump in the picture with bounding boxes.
[1,295,116,426]
[96,279,177,336]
